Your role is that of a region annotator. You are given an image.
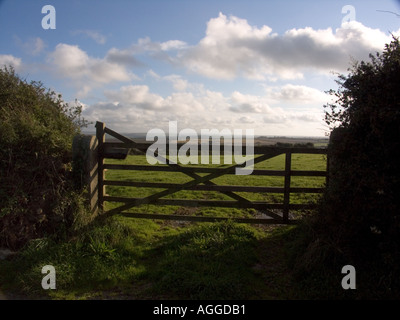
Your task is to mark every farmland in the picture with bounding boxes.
[104,152,327,220]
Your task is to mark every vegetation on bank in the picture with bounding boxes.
[0,66,92,249]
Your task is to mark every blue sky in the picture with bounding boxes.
[1,0,400,136]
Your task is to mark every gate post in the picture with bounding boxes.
[96,121,106,212]
[72,134,100,215]
[283,150,292,222]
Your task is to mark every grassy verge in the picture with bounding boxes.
[1,216,360,300]
[0,218,276,299]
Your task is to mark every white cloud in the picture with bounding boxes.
[47,44,136,96]
[73,30,107,44]
[14,37,46,56]
[104,85,164,110]
[105,47,142,66]
[227,89,324,129]
[181,13,398,80]
[163,74,188,91]
[230,91,272,113]
[134,37,162,52]
[48,44,90,78]
[146,72,198,92]
[263,113,289,124]
[0,54,22,70]
[103,84,206,113]
[83,83,325,135]
[292,113,321,122]
[31,38,46,55]
[160,40,188,51]
[237,116,255,124]
[266,84,329,104]
[146,69,161,79]
[197,90,229,112]
[263,110,321,124]
[168,92,205,112]
[127,37,187,55]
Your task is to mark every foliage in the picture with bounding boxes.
[298,37,400,298]
[0,66,90,249]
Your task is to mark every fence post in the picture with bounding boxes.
[283,150,292,222]
[72,134,99,216]
[96,121,106,213]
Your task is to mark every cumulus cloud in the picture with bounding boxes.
[104,85,164,110]
[181,13,398,80]
[128,37,188,55]
[160,40,188,51]
[0,54,22,69]
[230,91,272,113]
[263,114,289,124]
[266,84,330,104]
[82,80,233,132]
[47,43,136,96]
[103,84,207,114]
[83,83,324,135]
[227,89,323,128]
[105,47,143,66]
[237,116,255,124]
[163,74,188,91]
[263,110,321,124]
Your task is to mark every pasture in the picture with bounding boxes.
[104,153,327,220]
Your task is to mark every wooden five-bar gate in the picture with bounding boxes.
[95,121,328,224]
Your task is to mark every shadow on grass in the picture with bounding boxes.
[0,217,361,300]
[141,221,262,300]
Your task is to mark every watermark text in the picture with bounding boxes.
[146,121,254,175]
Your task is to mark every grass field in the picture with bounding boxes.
[0,153,342,300]
[104,153,327,218]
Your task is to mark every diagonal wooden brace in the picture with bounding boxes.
[103,124,282,219]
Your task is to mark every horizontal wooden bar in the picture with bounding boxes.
[103,148,129,160]
[104,180,285,192]
[103,164,326,178]
[103,180,324,193]
[118,212,299,225]
[104,196,281,209]
[103,196,318,210]
[104,164,172,171]
[103,164,283,175]
[103,141,327,155]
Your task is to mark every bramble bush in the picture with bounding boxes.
[0,66,90,249]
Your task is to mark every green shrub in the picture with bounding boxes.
[295,38,400,298]
[323,38,400,255]
[0,66,89,249]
